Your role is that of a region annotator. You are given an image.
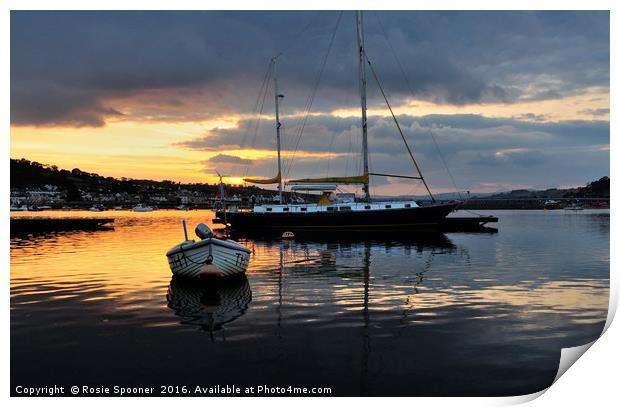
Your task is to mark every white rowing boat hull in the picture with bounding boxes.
[166,238,251,278]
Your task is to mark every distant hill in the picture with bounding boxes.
[477,176,609,200]
[9,158,275,200]
[10,158,609,202]
[564,176,610,198]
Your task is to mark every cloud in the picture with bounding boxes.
[176,113,609,191]
[579,108,610,116]
[203,154,253,165]
[469,149,546,167]
[179,113,609,155]
[512,113,547,122]
[11,11,609,127]
[10,81,123,127]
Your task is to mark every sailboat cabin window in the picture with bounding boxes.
[405,204,411,208]
[365,205,371,210]
[327,207,336,211]
[301,207,307,212]
[339,206,352,211]
[266,208,272,212]
[385,205,392,209]
[283,207,289,212]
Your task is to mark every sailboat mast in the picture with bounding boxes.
[356,11,370,202]
[273,57,284,203]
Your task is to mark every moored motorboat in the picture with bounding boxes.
[89,204,106,212]
[166,223,251,278]
[133,203,154,212]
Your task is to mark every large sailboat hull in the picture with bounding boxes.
[219,203,458,234]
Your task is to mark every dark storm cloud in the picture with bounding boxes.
[11,10,609,127]
[11,81,123,127]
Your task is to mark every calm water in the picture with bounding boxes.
[10,209,609,396]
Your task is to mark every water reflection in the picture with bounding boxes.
[10,210,610,395]
[167,275,252,337]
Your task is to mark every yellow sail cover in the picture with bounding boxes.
[243,172,282,185]
[288,173,369,185]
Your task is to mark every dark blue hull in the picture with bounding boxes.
[217,202,458,233]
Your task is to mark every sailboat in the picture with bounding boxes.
[217,11,458,233]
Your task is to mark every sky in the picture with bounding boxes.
[10,10,610,195]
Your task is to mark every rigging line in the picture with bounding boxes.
[366,57,435,202]
[283,10,343,179]
[239,67,273,178]
[324,127,337,178]
[283,10,343,177]
[369,173,422,180]
[374,12,461,200]
[324,115,343,178]
[242,64,272,176]
[278,12,321,56]
[427,127,463,200]
[243,64,273,177]
[368,142,376,198]
[238,64,271,177]
[239,60,273,150]
[344,120,354,177]
[325,89,352,177]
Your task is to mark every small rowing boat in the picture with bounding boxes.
[166,222,251,278]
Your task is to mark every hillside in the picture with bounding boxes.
[10,158,278,202]
[478,176,610,200]
[10,158,609,205]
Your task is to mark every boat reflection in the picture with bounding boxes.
[242,232,455,273]
[229,229,457,246]
[166,275,252,336]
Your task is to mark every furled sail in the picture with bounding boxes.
[243,172,282,185]
[287,172,369,185]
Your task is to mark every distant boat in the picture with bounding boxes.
[176,205,190,211]
[28,205,52,211]
[166,223,251,278]
[113,206,125,210]
[132,204,154,212]
[564,203,584,211]
[89,204,106,212]
[10,205,29,212]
